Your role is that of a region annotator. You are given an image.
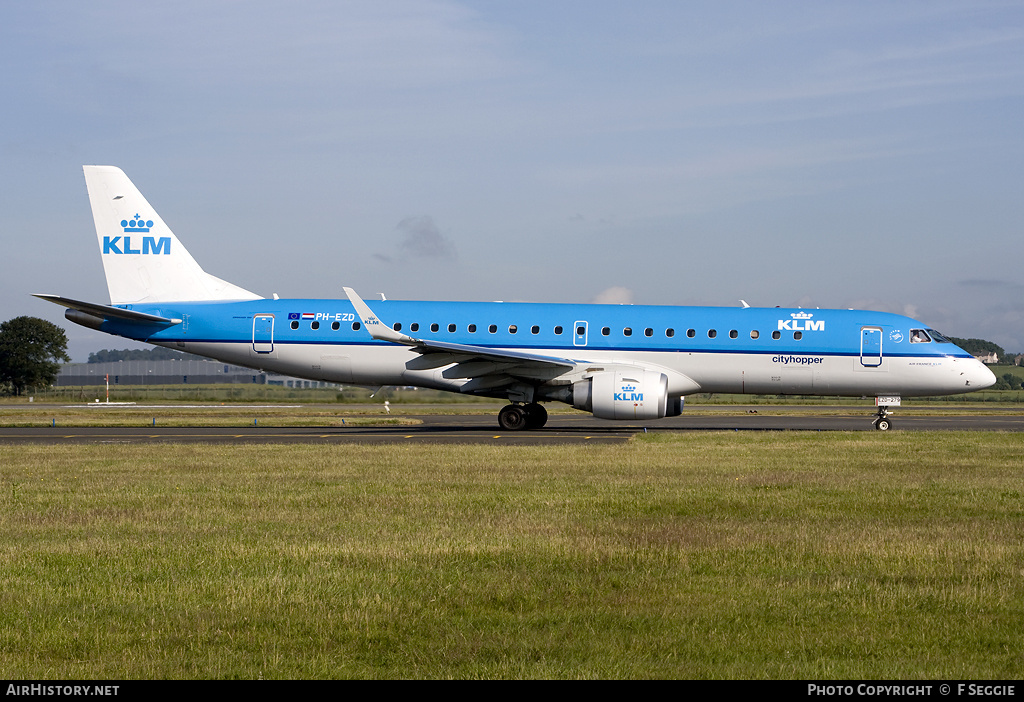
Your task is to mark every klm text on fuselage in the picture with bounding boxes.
[778,319,824,331]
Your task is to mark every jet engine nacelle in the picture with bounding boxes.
[573,369,683,420]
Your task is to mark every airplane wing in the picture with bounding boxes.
[344,287,576,390]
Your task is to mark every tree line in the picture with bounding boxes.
[88,347,206,363]
[0,317,69,396]
[947,337,1006,360]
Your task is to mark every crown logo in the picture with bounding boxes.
[791,312,813,319]
[621,384,636,392]
[121,213,153,233]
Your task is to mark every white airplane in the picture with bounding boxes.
[37,166,996,430]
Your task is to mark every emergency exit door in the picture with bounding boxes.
[574,320,588,347]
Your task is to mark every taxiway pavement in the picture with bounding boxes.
[0,408,1021,445]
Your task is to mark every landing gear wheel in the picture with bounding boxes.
[523,403,548,429]
[873,405,894,431]
[498,404,527,431]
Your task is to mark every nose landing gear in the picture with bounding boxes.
[873,406,894,431]
[872,396,900,431]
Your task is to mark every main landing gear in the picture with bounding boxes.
[873,406,894,431]
[498,403,548,431]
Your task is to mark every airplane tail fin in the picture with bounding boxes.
[83,165,262,304]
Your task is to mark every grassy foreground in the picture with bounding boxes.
[1,432,1022,679]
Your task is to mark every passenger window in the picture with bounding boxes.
[666,328,675,337]
[410,323,420,332]
[687,329,696,338]
[794,331,802,340]
[430,323,439,332]
[509,325,517,334]
[332,321,340,331]
[910,329,931,343]
[623,327,632,336]
[448,323,456,333]
[708,329,717,338]
[772,331,781,340]
[291,320,299,330]
[311,321,320,330]
[644,328,653,337]
[729,330,738,339]
[602,327,610,336]
[393,322,402,332]
[750,330,759,339]
[352,322,360,331]
[531,325,540,334]
[554,326,563,335]
[468,324,477,333]
[488,324,497,333]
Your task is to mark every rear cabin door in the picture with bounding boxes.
[253,314,275,354]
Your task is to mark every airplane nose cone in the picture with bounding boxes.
[966,359,997,390]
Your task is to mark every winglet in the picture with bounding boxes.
[343,287,416,345]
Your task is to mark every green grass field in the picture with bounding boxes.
[2,432,1022,679]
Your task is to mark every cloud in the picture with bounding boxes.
[591,286,634,305]
[396,216,458,260]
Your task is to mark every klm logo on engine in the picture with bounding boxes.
[103,214,170,255]
[614,383,643,402]
[778,312,824,332]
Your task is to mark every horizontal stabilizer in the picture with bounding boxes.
[33,294,181,326]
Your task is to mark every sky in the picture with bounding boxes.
[2,1,1023,361]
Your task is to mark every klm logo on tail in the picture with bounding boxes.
[122,214,153,232]
[103,214,170,255]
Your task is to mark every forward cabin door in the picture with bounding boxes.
[860,327,882,367]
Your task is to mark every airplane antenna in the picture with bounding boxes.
[739,300,750,308]
[379,293,387,301]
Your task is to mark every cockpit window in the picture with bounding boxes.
[927,329,952,343]
[910,329,931,343]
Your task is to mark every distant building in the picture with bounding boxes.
[974,352,999,365]
[56,360,336,388]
